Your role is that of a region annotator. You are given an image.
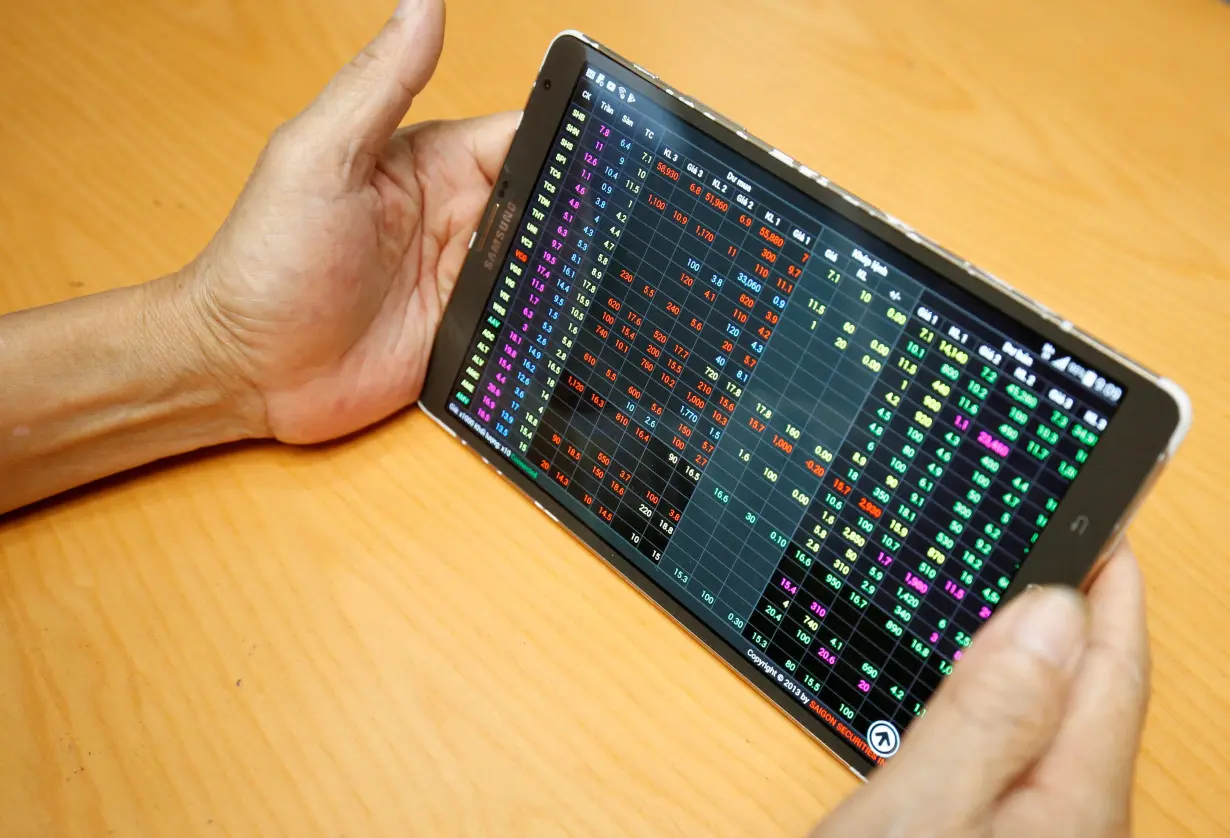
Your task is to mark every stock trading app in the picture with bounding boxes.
[447,65,1122,768]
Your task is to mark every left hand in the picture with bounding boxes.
[187,0,516,443]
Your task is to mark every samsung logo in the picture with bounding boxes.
[482,201,518,270]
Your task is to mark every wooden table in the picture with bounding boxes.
[2,1,1227,834]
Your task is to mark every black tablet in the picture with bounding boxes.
[419,32,1191,776]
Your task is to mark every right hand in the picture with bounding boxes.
[810,542,1149,838]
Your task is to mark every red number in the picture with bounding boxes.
[640,357,655,372]
[626,385,643,400]
[608,297,623,311]
[695,225,716,244]
[554,470,570,487]
[771,434,795,454]
[732,309,749,324]
[595,325,610,339]
[775,277,794,293]
[614,339,630,354]
[601,311,616,326]
[758,326,773,340]
[833,478,853,496]
[805,459,826,479]
[652,329,668,344]
[566,374,585,393]
[758,226,785,248]
[738,293,756,309]
[660,372,678,388]
[760,247,777,263]
[689,317,704,332]
[763,309,780,325]
[665,301,682,317]
[686,392,706,410]
[695,381,713,396]
[642,283,656,299]
[753,263,770,280]
[646,344,662,359]
[673,343,690,360]
[700,439,715,453]
[598,506,615,523]
[858,498,884,519]
[656,161,681,181]
[787,264,803,279]
[604,367,618,382]
[680,271,696,287]
[582,352,598,366]
[647,194,667,211]
[712,410,729,427]
[672,210,689,226]
[671,435,686,450]
[597,451,612,466]
[718,395,736,412]
[627,310,644,327]
[748,417,766,433]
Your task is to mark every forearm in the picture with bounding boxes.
[0,271,260,515]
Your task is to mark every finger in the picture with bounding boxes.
[458,111,521,184]
[294,0,445,182]
[1018,542,1150,809]
[879,586,1089,823]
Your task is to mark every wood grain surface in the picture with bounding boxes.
[2,1,1228,835]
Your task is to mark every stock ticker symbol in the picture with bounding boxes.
[867,720,900,758]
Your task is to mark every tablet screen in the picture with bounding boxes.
[445,63,1122,767]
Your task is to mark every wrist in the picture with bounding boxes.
[140,267,269,442]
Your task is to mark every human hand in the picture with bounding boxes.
[187,0,517,443]
[810,542,1149,838]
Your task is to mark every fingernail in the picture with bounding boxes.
[393,0,420,18]
[1013,586,1088,671]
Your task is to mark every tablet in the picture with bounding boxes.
[419,32,1191,775]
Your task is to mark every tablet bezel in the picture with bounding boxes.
[419,32,1189,776]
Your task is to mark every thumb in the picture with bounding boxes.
[293,0,445,182]
[847,587,1088,832]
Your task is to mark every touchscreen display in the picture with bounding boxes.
[446,63,1122,768]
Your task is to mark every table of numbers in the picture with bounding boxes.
[450,63,1120,768]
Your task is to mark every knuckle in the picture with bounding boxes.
[948,648,1063,737]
